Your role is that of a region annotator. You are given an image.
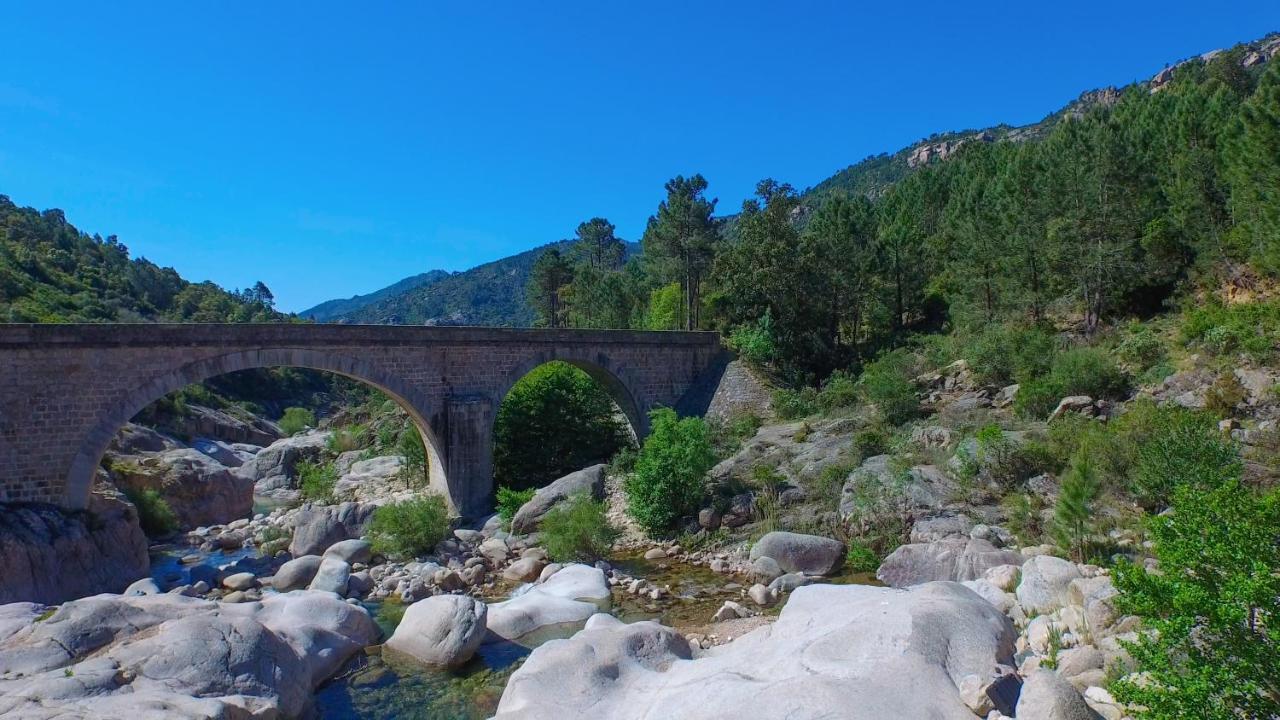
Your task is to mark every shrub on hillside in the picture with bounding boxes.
[298,459,338,503]
[772,386,819,420]
[326,425,368,454]
[1015,347,1128,418]
[279,407,316,436]
[728,312,776,366]
[1204,372,1246,418]
[1111,477,1280,718]
[123,486,178,537]
[539,492,619,562]
[624,409,716,535]
[492,361,632,491]
[1181,299,1280,361]
[818,370,859,411]
[495,486,535,522]
[852,426,890,461]
[965,324,1058,386]
[367,495,451,559]
[858,350,919,425]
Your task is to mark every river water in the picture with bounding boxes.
[151,544,874,718]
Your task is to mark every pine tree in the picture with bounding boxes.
[1051,456,1101,563]
[641,174,719,330]
[526,248,573,328]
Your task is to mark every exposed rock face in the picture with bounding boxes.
[333,455,407,502]
[748,531,845,576]
[386,595,487,668]
[485,564,611,646]
[110,448,253,528]
[1016,555,1083,615]
[493,581,1016,719]
[0,590,377,719]
[0,486,149,604]
[110,422,183,455]
[510,465,606,534]
[711,419,857,488]
[840,457,955,519]
[271,555,324,592]
[165,403,282,447]
[289,501,377,557]
[235,431,331,502]
[1016,668,1100,720]
[877,538,1024,588]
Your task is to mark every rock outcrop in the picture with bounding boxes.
[510,465,606,534]
[235,431,331,502]
[0,485,149,604]
[289,501,377,556]
[485,564,611,646]
[877,537,1024,588]
[493,581,1016,719]
[386,594,487,668]
[0,590,377,719]
[748,531,845,576]
[110,448,253,528]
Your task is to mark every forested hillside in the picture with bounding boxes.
[0,195,284,323]
[0,194,282,320]
[525,34,1280,387]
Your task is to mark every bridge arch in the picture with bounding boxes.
[490,349,649,440]
[63,347,449,511]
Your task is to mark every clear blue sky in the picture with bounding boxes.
[1,2,1276,312]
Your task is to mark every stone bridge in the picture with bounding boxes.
[0,324,727,517]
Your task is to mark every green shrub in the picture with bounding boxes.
[607,445,638,475]
[124,486,178,537]
[1181,299,1280,361]
[844,541,880,573]
[1204,372,1246,418]
[396,427,429,488]
[1001,491,1046,546]
[1111,477,1280,718]
[965,324,1058,386]
[709,413,763,457]
[539,492,619,562]
[1117,322,1166,369]
[858,350,919,426]
[625,409,716,536]
[772,386,819,420]
[326,425,368,454]
[818,370,859,411]
[495,486,535,522]
[729,312,776,366]
[493,361,632,491]
[368,495,451,559]
[298,459,338,503]
[1131,409,1238,509]
[1051,457,1102,562]
[279,407,316,435]
[1015,347,1129,418]
[852,426,890,460]
[813,461,856,504]
[840,463,911,567]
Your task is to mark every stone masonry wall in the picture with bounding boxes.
[0,324,725,518]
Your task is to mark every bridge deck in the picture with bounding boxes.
[0,323,720,348]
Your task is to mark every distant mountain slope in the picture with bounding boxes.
[300,269,449,321]
[331,241,640,326]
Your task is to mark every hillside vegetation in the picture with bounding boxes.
[0,195,283,323]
